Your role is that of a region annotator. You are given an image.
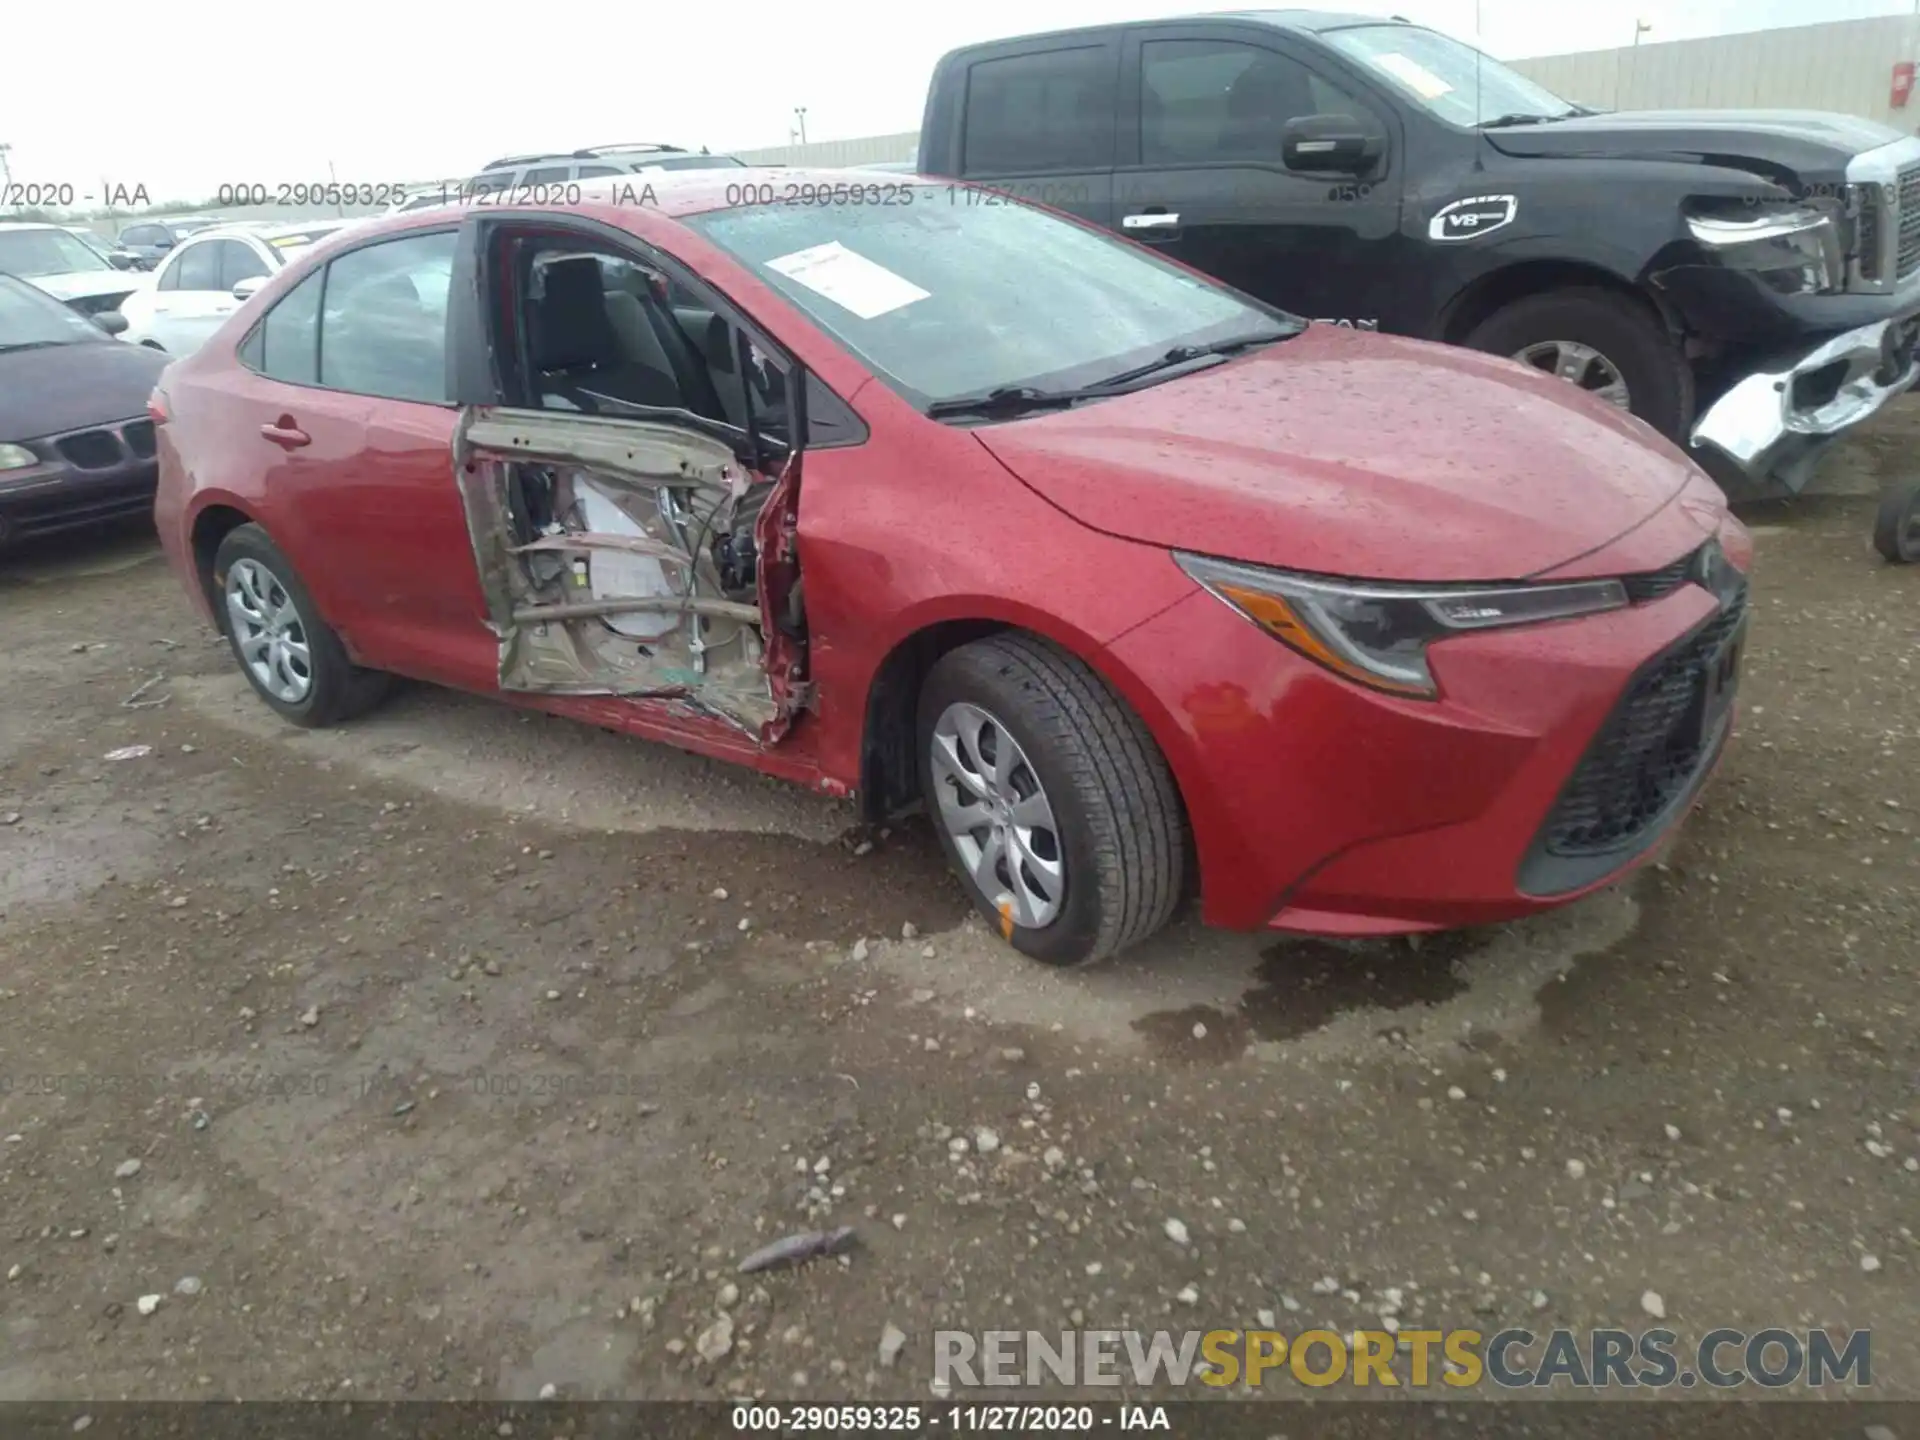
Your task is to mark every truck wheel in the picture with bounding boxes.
[1465,288,1693,441]
[917,633,1186,968]
[212,524,391,728]
[1873,481,1920,563]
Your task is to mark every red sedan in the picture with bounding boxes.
[152,170,1751,966]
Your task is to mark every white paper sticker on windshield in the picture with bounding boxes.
[765,241,929,320]
[1374,53,1454,100]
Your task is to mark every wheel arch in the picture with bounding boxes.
[852,604,1202,869]
[1437,259,1684,347]
[188,500,259,620]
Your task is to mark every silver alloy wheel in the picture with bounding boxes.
[930,701,1065,930]
[1513,340,1632,411]
[225,557,313,704]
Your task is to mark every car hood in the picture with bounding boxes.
[29,270,141,306]
[971,326,1702,583]
[0,340,167,443]
[1485,108,1906,173]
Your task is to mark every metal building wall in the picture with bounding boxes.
[733,131,921,167]
[1509,14,1920,127]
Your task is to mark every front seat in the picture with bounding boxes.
[530,256,681,411]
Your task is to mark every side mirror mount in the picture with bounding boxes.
[1280,114,1384,174]
[92,310,129,336]
[232,275,269,301]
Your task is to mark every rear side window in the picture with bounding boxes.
[1141,40,1379,164]
[173,242,220,291]
[317,231,458,403]
[576,164,621,178]
[963,46,1114,174]
[244,268,325,384]
[521,165,571,184]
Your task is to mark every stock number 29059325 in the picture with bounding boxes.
[217,182,408,208]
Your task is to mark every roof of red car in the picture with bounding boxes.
[353,166,925,244]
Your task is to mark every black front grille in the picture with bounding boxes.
[1858,189,1883,281]
[56,430,125,469]
[121,419,156,458]
[1898,164,1920,280]
[1620,546,1699,604]
[1539,585,1747,857]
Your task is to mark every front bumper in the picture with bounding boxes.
[0,416,159,546]
[1104,535,1749,936]
[1690,313,1920,496]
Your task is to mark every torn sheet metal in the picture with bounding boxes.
[454,407,788,733]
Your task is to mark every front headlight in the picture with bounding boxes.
[0,443,41,472]
[1685,203,1845,295]
[1176,553,1628,699]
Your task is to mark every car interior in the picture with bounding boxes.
[451,231,811,733]
[510,243,793,445]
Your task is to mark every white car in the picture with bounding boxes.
[0,223,141,317]
[117,220,356,355]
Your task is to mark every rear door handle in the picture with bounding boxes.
[260,419,310,449]
[1122,211,1181,231]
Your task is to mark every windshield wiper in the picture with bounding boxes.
[1093,329,1299,389]
[0,341,61,355]
[925,385,1121,419]
[926,329,1302,420]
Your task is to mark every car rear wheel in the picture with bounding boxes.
[212,524,389,728]
[1465,288,1693,441]
[1874,481,1920,563]
[917,633,1185,967]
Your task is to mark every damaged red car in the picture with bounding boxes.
[152,171,1752,966]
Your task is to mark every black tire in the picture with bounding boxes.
[211,523,389,728]
[917,633,1186,967]
[1464,287,1694,441]
[1874,481,1920,564]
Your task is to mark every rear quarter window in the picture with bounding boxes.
[963,46,1115,175]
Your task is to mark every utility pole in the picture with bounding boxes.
[793,107,808,145]
[0,143,12,194]
[1633,18,1652,45]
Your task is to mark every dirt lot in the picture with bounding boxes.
[1,407,1916,1412]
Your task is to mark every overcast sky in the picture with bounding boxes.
[2,0,1916,201]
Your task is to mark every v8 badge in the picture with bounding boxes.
[1429,194,1518,241]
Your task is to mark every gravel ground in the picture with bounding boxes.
[0,406,1916,1416]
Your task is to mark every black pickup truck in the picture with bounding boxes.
[917,10,1920,495]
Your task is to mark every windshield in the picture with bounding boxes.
[265,227,344,253]
[1322,24,1579,127]
[0,274,109,349]
[0,228,113,276]
[67,229,117,260]
[686,184,1291,410]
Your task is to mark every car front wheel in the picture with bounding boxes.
[212,523,389,727]
[917,633,1186,967]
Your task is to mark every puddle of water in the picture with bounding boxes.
[1134,931,1484,1062]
